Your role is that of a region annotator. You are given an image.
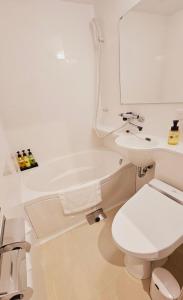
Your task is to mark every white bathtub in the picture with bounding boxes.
[24,149,124,193]
[20,149,135,241]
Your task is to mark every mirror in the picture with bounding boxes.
[120,0,183,104]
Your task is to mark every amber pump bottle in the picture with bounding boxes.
[17,151,26,171]
[168,120,180,145]
[22,150,31,168]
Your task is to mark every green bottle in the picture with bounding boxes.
[27,149,37,167]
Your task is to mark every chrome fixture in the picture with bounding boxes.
[128,123,143,132]
[119,112,144,122]
[86,208,107,225]
[0,209,33,300]
[137,165,154,178]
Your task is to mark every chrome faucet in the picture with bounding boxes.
[119,112,144,122]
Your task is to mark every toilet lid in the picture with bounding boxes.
[112,185,183,260]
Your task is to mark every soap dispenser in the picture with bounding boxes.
[168,120,180,145]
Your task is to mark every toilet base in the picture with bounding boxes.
[124,254,151,279]
[124,254,168,280]
[152,257,168,270]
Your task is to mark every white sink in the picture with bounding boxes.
[115,133,159,166]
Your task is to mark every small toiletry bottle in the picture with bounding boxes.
[27,149,37,167]
[168,120,180,145]
[22,150,31,168]
[17,151,26,171]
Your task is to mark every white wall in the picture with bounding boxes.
[94,0,183,189]
[0,123,9,176]
[0,122,19,215]
[0,0,99,162]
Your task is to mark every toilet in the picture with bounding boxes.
[112,179,183,279]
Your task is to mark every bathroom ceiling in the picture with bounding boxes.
[62,0,93,4]
[134,0,183,15]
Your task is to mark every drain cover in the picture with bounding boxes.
[86,209,107,225]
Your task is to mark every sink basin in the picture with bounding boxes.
[115,133,159,166]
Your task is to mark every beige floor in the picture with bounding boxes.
[36,207,183,300]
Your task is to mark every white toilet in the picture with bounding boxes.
[112,179,183,279]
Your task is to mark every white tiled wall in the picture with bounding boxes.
[0,0,99,162]
[0,0,102,220]
[0,123,9,176]
[0,122,17,214]
[0,0,135,232]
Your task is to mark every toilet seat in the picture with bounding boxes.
[112,182,183,261]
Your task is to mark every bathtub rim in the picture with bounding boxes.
[21,147,125,173]
[19,148,131,204]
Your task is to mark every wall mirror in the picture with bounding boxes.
[120,0,183,104]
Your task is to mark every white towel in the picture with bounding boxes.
[60,182,102,215]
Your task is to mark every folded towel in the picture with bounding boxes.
[60,182,102,215]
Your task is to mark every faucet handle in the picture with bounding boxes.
[119,112,133,121]
[119,112,144,122]
[119,112,133,117]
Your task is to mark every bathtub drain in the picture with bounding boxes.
[86,209,107,225]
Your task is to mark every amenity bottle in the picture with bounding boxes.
[17,151,26,171]
[168,120,180,145]
[22,150,31,168]
[27,149,37,167]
